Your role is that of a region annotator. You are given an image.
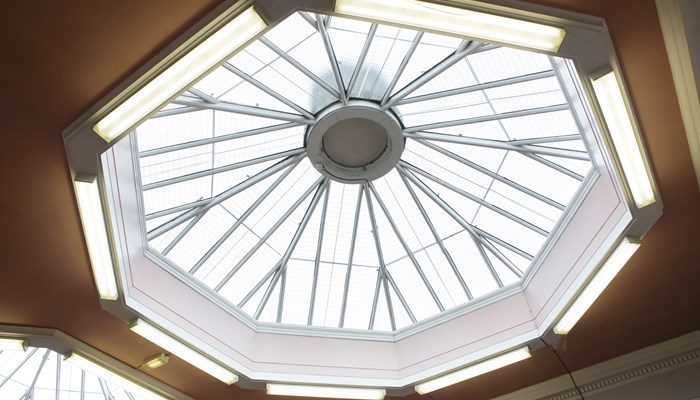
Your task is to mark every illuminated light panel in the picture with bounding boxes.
[93,6,266,142]
[591,69,656,208]
[65,353,167,400]
[130,319,238,384]
[142,353,170,370]
[414,347,531,394]
[74,179,119,300]
[554,237,640,334]
[267,383,386,400]
[334,0,565,52]
[0,337,27,351]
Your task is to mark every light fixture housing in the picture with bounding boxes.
[334,0,565,52]
[554,237,641,335]
[591,68,656,208]
[266,383,386,400]
[93,6,266,142]
[414,347,531,394]
[130,319,238,384]
[0,337,27,351]
[65,352,167,400]
[142,353,170,371]
[74,178,119,300]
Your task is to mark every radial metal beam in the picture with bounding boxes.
[523,152,585,181]
[188,87,218,104]
[380,32,424,105]
[485,239,523,278]
[161,212,205,256]
[143,147,306,191]
[239,260,281,309]
[507,134,582,146]
[367,182,444,311]
[172,97,314,125]
[253,262,284,319]
[308,184,331,325]
[299,11,319,30]
[339,185,364,328]
[140,122,302,159]
[25,349,51,400]
[317,14,347,104]
[190,158,301,274]
[259,37,341,100]
[403,103,570,133]
[346,23,377,97]
[223,63,315,119]
[55,352,60,400]
[398,170,473,300]
[368,271,383,330]
[364,184,416,324]
[405,131,588,161]
[400,161,549,236]
[0,348,38,389]
[276,268,288,323]
[99,378,116,400]
[414,139,565,210]
[148,152,304,239]
[474,226,534,261]
[383,41,480,109]
[397,70,557,105]
[214,177,326,292]
[397,165,521,278]
[153,105,199,118]
[145,198,211,220]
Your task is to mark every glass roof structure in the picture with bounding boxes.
[135,11,592,333]
[0,347,146,400]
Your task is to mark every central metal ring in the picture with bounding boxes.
[306,101,404,184]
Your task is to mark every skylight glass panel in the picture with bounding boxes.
[133,11,594,333]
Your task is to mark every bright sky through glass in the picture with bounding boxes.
[135,11,591,332]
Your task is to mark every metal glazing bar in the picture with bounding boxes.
[398,170,473,300]
[254,263,284,319]
[405,130,588,161]
[161,212,205,256]
[188,88,219,103]
[223,63,315,119]
[339,185,364,328]
[400,161,549,236]
[508,134,582,146]
[368,271,383,330]
[259,37,341,100]
[398,70,556,105]
[126,392,137,400]
[364,184,418,323]
[485,239,523,278]
[308,185,331,325]
[190,158,301,274]
[380,32,423,105]
[145,198,211,220]
[383,41,480,109]
[382,272,397,330]
[317,14,347,104]
[523,152,585,181]
[299,11,319,30]
[99,378,116,400]
[403,104,569,133]
[367,183,444,311]
[384,268,416,323]
[143,147,305,191]
[172,97,315,124]
[153,105,199,118]
[414,139,565,210]
[239,260,281,308]
[140,122,301,158]
[0,348,38,389]
[147,152,304,239]
[346,24,377,97]
[474,226,534,261]
[398,165,515,271]
[25,349,51,399]
[214,176,326,291]
[276,268,287,323]
[476,241,504,288]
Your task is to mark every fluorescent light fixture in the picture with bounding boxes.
[591,69,656,208]
[142,353,170,371]
[65,352,167,400]
[554,237,640,335]
[414,347,531,394]
[334,0,565,52]
[93,6,266,142]
[0,337,27,351]
[267,383,386,400]
[130,319,238,384]
[74,179,119,300]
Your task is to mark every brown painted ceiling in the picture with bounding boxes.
[0,0,698,399]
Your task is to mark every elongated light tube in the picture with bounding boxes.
[74,179,119,300]
[554,237,640,335]
[94,6,266,142]
[130,319,238,384]
[0,338,27,351]
[65,353,167,400]
[335,0,565,52]
[415,347,531,394]
[267,384,386,400]
[592,69,656,208]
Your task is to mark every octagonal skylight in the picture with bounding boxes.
[135,11,592,332]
